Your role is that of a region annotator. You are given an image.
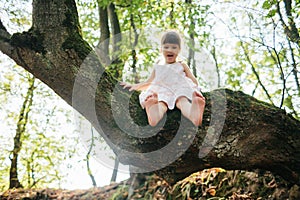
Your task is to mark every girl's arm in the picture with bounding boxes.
[181,63,205,97]
[181,62,198,86]
[120,69,155,91]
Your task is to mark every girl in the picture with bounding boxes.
[121,30,205,127]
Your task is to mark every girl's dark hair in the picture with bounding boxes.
[161,30,181,48]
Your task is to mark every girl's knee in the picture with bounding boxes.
[145,93,158,102]
[176,97,189,108]
[144,95,158,109]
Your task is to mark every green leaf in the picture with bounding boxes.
[262,1,271,9]
[284,95,294,110]
[267,9,277,18]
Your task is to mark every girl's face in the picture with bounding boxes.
[161,43,180,64]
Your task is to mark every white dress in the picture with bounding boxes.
[139,62,201,110]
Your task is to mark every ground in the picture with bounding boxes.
[1,168,300,200]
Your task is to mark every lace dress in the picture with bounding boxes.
[139,62,201,110]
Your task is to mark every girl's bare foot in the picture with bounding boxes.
[144,93,167,126]
[190,91,205,126]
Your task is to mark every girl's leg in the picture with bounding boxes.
[144,93,168,126]
[176,92,205,126]
[190,92,205,126]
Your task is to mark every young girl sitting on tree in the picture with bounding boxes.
[121,30,205,127]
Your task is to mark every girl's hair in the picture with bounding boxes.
[161,30,181,48]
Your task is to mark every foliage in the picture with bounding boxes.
[76,0,100,46]
[0,168,296,199]
[76,0,212,82]
[208,0,300,118]
[170,169,292,199]
[0,0,84,190]
[171,168,226,199]
[75,0,300,119]
[102,168,293,199]
[110,174,172,200]
[0,60,79,189]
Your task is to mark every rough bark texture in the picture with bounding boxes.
[0,0,300,186]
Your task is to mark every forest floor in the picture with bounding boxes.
[1,168,300,200]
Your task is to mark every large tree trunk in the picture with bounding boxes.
[0,0,300,185]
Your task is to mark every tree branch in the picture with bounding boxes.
[239,39,274,106]
[0,19,18,62]
[0,19,11,40]
[276,1,300,46]
[86,127,97,187]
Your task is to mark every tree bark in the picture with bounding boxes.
[1,0,300,185]
[108,3,121,54]
[107,2,123,79]
[98,3,110,66]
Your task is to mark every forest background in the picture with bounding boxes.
[0,0,299,193]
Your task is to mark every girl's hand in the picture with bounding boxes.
[120,82,136,91]
[120,82,150,91]
[120,68,154,91]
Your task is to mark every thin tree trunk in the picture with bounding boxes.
[9,76,35,189]
[186,0,197,77]
[287,38,300,95]
[129,10,140,83]
[86,127,97,187]
[98,3,110,66]
[211,43,221,88]
[110,157,119,183]
[108,3,121,54]
[107,2,123,79]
